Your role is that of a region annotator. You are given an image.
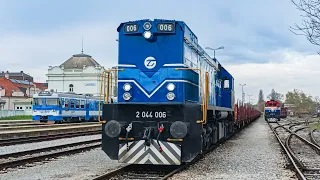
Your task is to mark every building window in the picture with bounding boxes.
[69,84,74,92]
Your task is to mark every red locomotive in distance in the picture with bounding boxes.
[280,106,288,118]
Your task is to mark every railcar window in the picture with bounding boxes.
[33,98,43,105]
[223,79,230,89]
[70,100,75,108]
[76,100,80,108]
[65,99,69,107]
[46,99,59,105]
[80,100,85,108]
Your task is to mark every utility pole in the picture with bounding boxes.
[247,94,252,105]
[239,84,246,105]
[205,46,225,59]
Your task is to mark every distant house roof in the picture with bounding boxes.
[33,82,48,90]
[10,79,34,85]
[0,72,24,77]
[0,78,25,96]
[0,77,48,97]
[60,52,101,69]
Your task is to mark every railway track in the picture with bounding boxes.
[0,122,99,131]
[92,164,185,180]
[310,129,320,147]
[92,119,258,180]
[0,138,101,171]
[269,119,320,180]
[0,130,101,146]
[0,122,41,127]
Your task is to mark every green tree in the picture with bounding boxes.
[257,89,265,112]
[258,89,264,103]
[267,89,284,102]
[285,89,316,114]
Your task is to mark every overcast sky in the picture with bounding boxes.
[1,0,319,103]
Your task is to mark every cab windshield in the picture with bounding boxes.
[33,98,43,105]
[46,98,59,106]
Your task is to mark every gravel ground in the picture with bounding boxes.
[170,117,297,180]
[314,130,320,144]
[0,148,124,180]
[0,134,101,155]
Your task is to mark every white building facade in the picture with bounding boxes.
[46,52,117,97]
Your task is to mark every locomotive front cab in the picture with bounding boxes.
[32,91,61,123]
[102,19,205,165]
[264,100,280,122]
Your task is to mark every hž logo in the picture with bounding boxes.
[144,56,156,69]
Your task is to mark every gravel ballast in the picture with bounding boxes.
[170,118,297,180]
[0,148,123,180]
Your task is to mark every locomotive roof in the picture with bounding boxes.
[265,100,280,104]
[117,19,197,38]
[117,19,226,72]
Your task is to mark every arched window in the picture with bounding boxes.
[69,84,74,92]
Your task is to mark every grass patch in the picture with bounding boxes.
[310,122,320,130]
[0,115,32,120]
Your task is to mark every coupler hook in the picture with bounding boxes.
[125,123,132,150]
[157,124,164,152]
[143,127,152,149]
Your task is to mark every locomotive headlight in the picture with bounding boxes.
[166,83,175,91]
[170,121,188,139]
[143,31,152,39]
[123,83,131,91]
[123,92,132,101]
[166,92,175,101]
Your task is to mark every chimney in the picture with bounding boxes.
[4,73,9,79]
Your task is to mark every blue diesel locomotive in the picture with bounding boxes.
[32,91,103,123]
[102,19,239,165]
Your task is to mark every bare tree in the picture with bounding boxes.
[290,0,320,53]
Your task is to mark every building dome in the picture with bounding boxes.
[60,52,101,69]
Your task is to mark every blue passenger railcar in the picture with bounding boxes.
[102,19,235,165]
[32,91,103,123]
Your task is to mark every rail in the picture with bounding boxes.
[268,122,306,180]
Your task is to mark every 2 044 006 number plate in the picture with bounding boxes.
[135,111,167,119]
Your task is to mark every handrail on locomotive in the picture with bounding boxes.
[175,68,209,125]
[98,68,124,123]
